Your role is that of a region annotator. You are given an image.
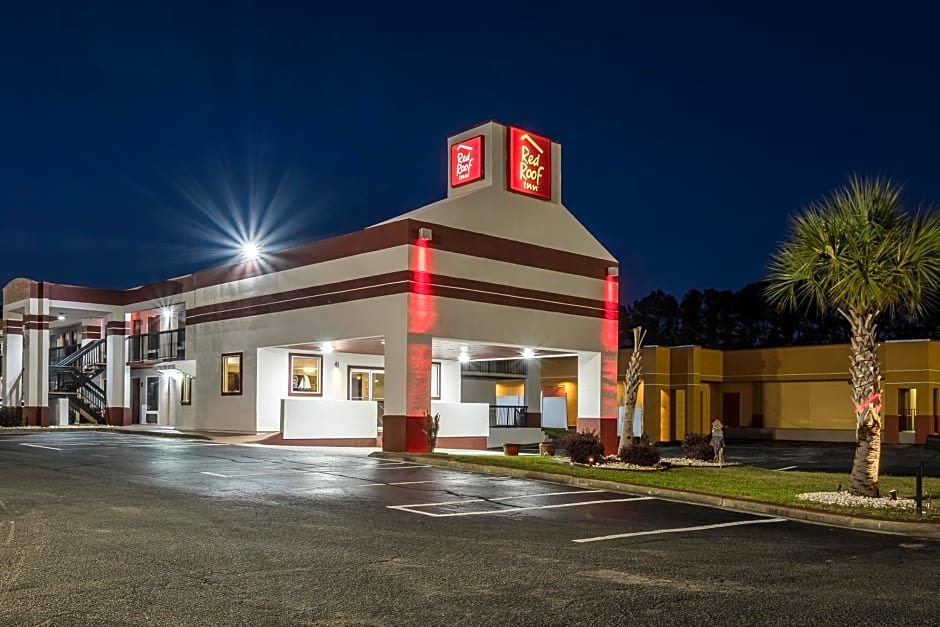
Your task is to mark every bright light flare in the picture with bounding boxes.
[242,241,261,261]
[522,347,536,359]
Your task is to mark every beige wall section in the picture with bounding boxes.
[760,381,854,430]
[723,344,849,382]
[190,246,411,309]
[182,293,408,433]
[383,185,614,263]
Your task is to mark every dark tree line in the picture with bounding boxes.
[619,281,940,349]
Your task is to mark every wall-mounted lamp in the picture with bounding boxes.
[418,227,433,241]
[334,361,340,368]
[607,266,619,277]
[57,313,66,321]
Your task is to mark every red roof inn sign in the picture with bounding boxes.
[448,124,552,200]
[508,126,552,200]
[450,135,484,187]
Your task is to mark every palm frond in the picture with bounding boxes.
[766,177,940,319]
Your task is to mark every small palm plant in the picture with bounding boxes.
[766,177,940,497]
[618,326,647,454]
[424,411,441,453]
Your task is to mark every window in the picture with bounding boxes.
[349,367,384,401]
[431,362,441,400]
[180,377,192,406]
[289,354,322,396]
[221,353,242,395]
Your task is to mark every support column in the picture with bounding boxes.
[575,350,619,455]
[22,306,51,427]
[81,320,103,347]
[2,319,24,410]
[105,318,131,426]
[382,331,432,452]
[524,358,542,427]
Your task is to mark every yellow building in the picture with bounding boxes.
[542,340,940,445]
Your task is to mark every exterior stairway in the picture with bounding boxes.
[49,339,107,424]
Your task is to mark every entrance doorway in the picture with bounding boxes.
[350,367,385,428]
[145,376,160,424]
[722,393,740,428]
[131,377,141,423]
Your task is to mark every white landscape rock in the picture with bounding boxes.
[797,491,921,510]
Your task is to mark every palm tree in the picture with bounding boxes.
[766,177,940,497]
[618,326,647,453]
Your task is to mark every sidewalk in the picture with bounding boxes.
[0,424,275,445]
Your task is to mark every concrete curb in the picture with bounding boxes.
[371,452,940,539]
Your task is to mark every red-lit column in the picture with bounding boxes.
[575,350,619,454]
[575,271,620,454]
[382,330,432,452]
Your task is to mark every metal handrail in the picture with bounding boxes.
[49,344,80,365]
[127,329,185,363]
[56,338,105,368]
[489,405,528,428]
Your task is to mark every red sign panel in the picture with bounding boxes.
[450,135,484,187]
[508,126,552,200]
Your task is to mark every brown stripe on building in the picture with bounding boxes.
[106,321,128,336]
[188,280,410,325]
[5,216,614,314]
[409,220,615,280]
[2,319,24,335]
[82,325,103,339]
[187,271,607,326]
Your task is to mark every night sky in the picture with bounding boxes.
[2,2,939,302]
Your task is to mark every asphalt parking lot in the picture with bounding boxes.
[1,432,938,626]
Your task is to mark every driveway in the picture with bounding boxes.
[0,431,937,626]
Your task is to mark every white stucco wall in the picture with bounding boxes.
[281,399,378,439]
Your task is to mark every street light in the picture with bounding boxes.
[242,241,261,262]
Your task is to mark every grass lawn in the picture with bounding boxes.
[439,454,940,523]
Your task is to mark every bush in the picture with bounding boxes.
[682,433,714,461]
[562,431,605,465]
[619,434,662,466]
[0,406,23,428]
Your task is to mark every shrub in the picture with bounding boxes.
[682,433,714,461]
[562,430,605,465]
[423,411,441,452]
[0,406,23,428]
[619,434,662,466]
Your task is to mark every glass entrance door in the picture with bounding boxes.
[350,369,384,401]
[145,376,160,424]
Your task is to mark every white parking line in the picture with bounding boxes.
[392,496,653,517]
[19,443,63,451]
[372,464,430,470]
[572,517,787,543]
[387,490,652,517]
[387,480,438,486]
[200,471,236,478]
[392,490,604,509]
[775,466,798,471]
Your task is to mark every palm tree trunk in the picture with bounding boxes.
[618,327,646,453]
[846,309,882,497]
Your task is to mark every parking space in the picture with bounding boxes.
[2,431,790,545]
